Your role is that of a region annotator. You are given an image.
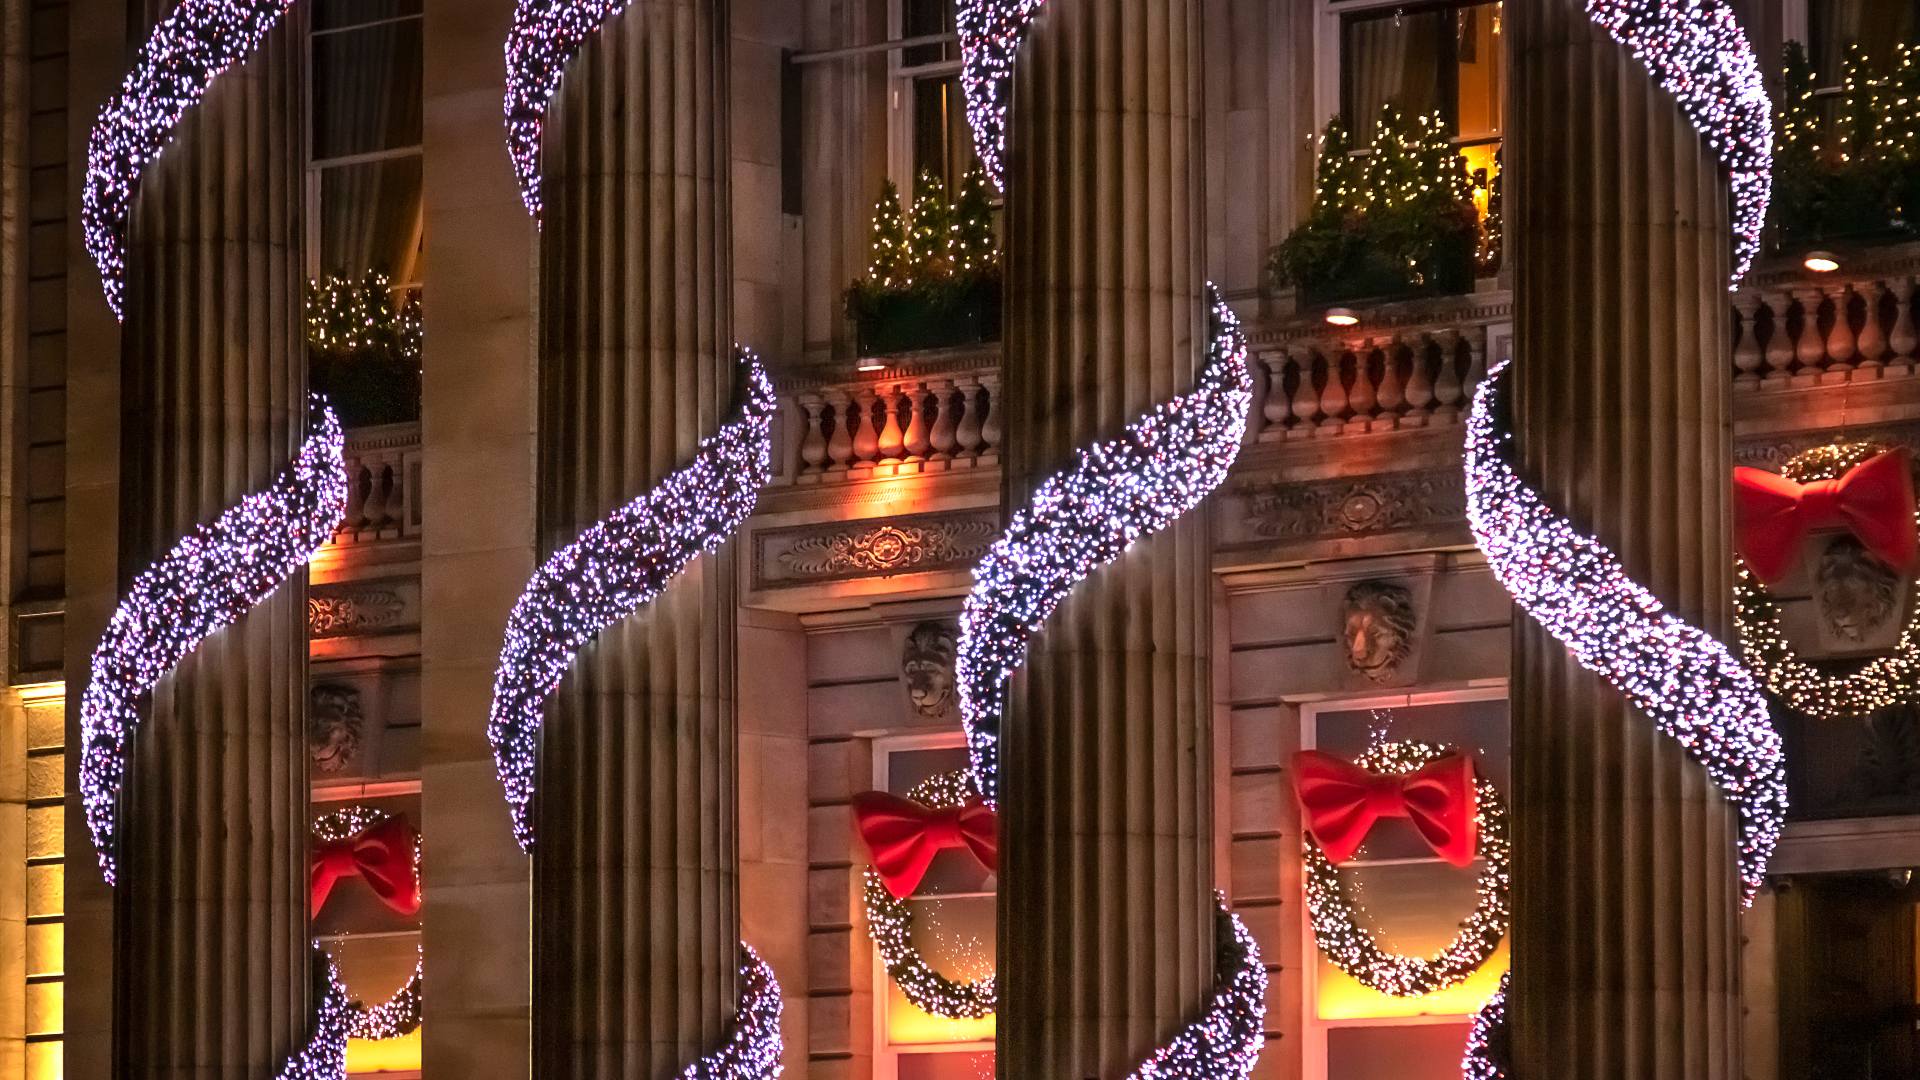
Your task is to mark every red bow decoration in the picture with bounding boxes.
[1291,750,1478,867]
[1734,448,1918,586]
[852,790,998,900]
[310,816,420,917]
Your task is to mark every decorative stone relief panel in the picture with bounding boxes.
[308,578,420,639]
[753,510,1000,589]
[1217,466,1469,559]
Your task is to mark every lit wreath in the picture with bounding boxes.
[1734,441,1920,721]
[861,769,996,1020]
[311,806,425,1041]
[1302,741,1510,998]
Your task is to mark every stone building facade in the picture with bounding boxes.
[3,0,1920,1077]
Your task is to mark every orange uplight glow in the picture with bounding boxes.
[1324,307,1360,328]
[1316,940,1510,1021]
[347,1028,422,1074]
[1803,251,1841,274]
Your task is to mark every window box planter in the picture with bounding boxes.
[851,273,1003,359]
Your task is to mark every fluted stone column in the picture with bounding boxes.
[115,6,311,1074]
[1509,1,1741,1077]
[531,1,739,1073]
[998,1,1214,1076]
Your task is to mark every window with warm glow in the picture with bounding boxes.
[892,0,980,196]
[1300,689,1509,1080]
[309,0,425,290]
[874,738,995,1078]
[1338,0,1505,218]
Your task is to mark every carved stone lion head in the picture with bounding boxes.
[1817,536,1902,644]
[1343,581,1417,682]
[902,621,958,719]
[308,683,365,775]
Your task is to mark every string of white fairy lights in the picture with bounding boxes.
[1460,974,1511,1080]
[1302,742,1510,999]
[311,805,424,1040]
[504,0,632,219]
[1733,441,1920,721]
[485,351,780,1077]
[952,290,1266,1077]
[83,0,298,320]
[860,770,997,1020]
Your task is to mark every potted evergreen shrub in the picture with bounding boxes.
[846,166,1003,358]
[307,270,423,427]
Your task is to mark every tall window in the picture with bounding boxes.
[892,0,978,193]
[1338,0,1505,193]
[1810,0,1919,84]
[309,0,425,290]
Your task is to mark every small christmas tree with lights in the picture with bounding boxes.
[1770,39,1917,247]
[1309,115,1364,221]
[905,170,953,281]
[306,270,423,426]
[847,167,1004,356]
[864,179,911,290]
[949,164,1000,277]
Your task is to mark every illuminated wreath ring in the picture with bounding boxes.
[311,806,425,1041]
[1734,441,1920,721]
[1460,973,1511,1080]
[1303,742,1510,998]
[861,770,997,1020]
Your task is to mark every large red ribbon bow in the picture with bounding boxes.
[852,790,998,900]
[1734,448,1918,586]
[310,815,420,917]
[1291,750,1478,866]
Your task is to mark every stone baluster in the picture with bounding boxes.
[1317,349,1350,434]
[1793,288,1828,384]
[1891,277,1918,374]
[876,384,906,465]
[1464,326,1489,402]
[364,461,392,536]
[903,383,932,463]
[1287,347,1320,438]
[1732,294,1764,387]
[1345,345,1377,433]
[851,387,881,474]
[1402,332,1436,426]
[953,374,985,464]
[1763,292,1795,387]
[1510,0,1742,1074]
[977,372,1002,465]
[928,379,959,464]
[1824,283,1858,378]
[1433,328,1464,422]
[1258,352,1291,441]
[1857,281,1888,376]
[1375,337,1405,430]
[797,394,828,479]
[824,389,854,473]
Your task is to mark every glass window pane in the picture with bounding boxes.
[897,1051,994,1080]
[315,0,422,33]
[902,0,959,67]
[1342,1,1505,140]
[1811,0,1920,83]
[318,154,424,282]
[912,75,977,194]
[312,18,424,159]
[1327,1023,1474,1080]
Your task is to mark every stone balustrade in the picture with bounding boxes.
[777,353,1002,485]
[335,422,421,543]
[1734,253,1920,389]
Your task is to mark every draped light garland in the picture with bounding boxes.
[1303,742,1510,998]
[957,289,1253,808]
[275,956,355,1080]
[81,405,349,884]
[1460,974,1511,1080]
[1465,359,1786,902]
[311,806,424,1040]
[953,290,1264,1077]
[1582,0,1772,287]
[1734,441,1920,721]
[503,0,635,218]
[955,0,1043,192]
[83,0,297,319]
[860,770,997,1020]
[489,350,772,848]
[682,946,785,1080]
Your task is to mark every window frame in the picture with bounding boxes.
[887,0,967,195]
[1315,0,1506,162]
[303,3,427,291]
[868,731,996,1080]
[1295,683,1511,1080]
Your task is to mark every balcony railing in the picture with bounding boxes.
[335,422,421,544]
[776,349,1002,486]
[1733,255,1920,389]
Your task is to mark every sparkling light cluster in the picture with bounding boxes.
[83,0,296,319]
[681,945,785,1080]
[955,0,1045,191]
[1734,441,1920,721]
[490,352,773,849]
[1583,0,1773,286]
[1464,359,1786,903]
[312,805,424,1040]
[81,405,349,883]
[504,0,634,218]
[957,288,1253,807]
[861,770,996,1020]
[1124,897,1268,1080]
[1460,973,1511,1080]
[1303,742,1510,998]
[274,953,354,1080]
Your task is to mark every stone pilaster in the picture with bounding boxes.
[530,1,739,1073]
[113,5,311,1074]
[1509,1,1741,1077]
[998,0,1215,1075]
